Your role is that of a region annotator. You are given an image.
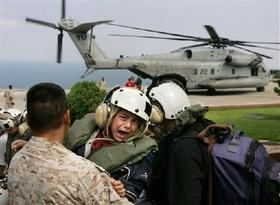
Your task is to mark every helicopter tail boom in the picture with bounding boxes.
[26,0,113,66]
[65,21,113,67]
[66,20,112,32]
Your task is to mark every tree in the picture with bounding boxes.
[274,79,280,96]
[67,81,106,123]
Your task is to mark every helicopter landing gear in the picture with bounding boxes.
[207,88,216,95]
[256,86,265,92]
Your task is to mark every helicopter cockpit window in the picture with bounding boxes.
[193,68,198,75]
[185,50,192,59]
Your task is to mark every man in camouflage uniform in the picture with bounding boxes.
[3,85,14,109]
[98,76,107,92]
[8,82,131,205]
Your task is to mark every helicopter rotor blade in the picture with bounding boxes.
[204,25,220,41]
[235,43,280,51]
[232,45,272,59]
[25,17,58,29]
[110,34,201,41]
[109,23,279,55]
[108,23,207,41]
[232,40,280,45]
[57,31,63,63]
[61,0,66,19]
[179,43,211,50]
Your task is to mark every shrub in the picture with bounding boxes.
[67,81,106,123]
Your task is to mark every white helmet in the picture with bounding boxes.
[6,109,22,119]
[147,82,190,120]
[0,108,22,129]
[110,87,152,121]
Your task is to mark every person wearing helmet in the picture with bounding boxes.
[145,79,191,141]
[145,74,214,205]
[0,127,8,205]
[0,108,31,165]
[0,108,31,205]
[64,86,157,204]
[0,132,7,178]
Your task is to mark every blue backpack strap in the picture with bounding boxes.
[245,137,262,205]
[260,158,280,205]
[260,158,273,204]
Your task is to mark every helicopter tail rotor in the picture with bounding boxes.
[25,17,58,29]
[25,0,66,63]
[56,0,65,63]
[57,31,63,63]
[61,0,66,19]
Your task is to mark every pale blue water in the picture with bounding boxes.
[0,62,151,89]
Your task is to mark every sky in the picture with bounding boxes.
[0,0,279,70]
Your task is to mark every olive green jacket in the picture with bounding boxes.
[5,128,31,164]
[64,113,158,173]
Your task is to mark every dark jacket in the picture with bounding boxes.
[165,136,209,205]
[151,118,213,205]
[5,128,31,164]
[75,143,156,204]
[111,151,156,203]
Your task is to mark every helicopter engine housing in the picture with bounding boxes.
[225,55,255,67]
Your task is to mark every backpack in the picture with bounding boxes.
[209,129,280,205]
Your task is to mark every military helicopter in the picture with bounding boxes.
[25,0,279,92]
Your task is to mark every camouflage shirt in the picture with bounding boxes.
[8,136,132,205]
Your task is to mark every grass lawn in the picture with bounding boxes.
[206,107,280,141]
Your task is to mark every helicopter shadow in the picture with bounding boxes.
[188,89,256,96]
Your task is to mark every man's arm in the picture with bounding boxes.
[79,168,133,205]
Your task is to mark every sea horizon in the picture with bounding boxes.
[0,62,151,89]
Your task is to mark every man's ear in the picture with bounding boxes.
[64,110,71,126]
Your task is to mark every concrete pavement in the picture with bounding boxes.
[0,82,279,111]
